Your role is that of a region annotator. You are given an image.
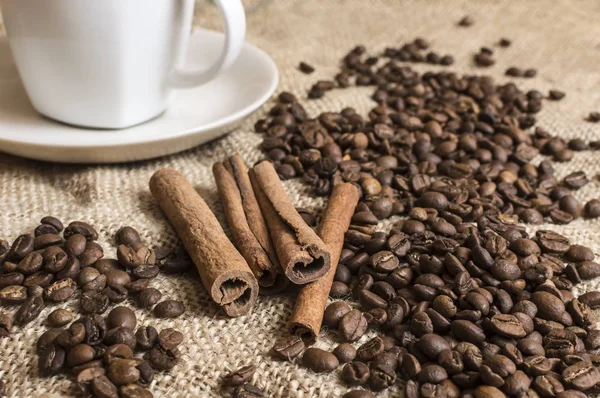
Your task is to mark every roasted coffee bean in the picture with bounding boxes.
[40,216,63,232]
[451,320,486,344]
[67,343,96,367]
[103,285,128,303]
[0,272,24,288]
[75,314,107,346]
[333,343,357,363]
[42,246,68,273]
[339,310,368,342]
[585,199,600,218]
[330,281,350,297]
[56,257,80,281]
[562,361,600,390]
[107,359,140,386]
[34,233,63,250]
[487,314,526,338]
[44,278,76,303]
[106,307,136,330]
[399,353,422,379]
[417,334,451,360]
[232,383,264,398]
[9,234,34,260]
[39,343,66,376]
[299,61,315,74]
[104,344,133,365]
[76,367,106,396]
[135,326,159,351]
[158,328,183,349]
[355,337,384,362]
[135,288,162,309]
[148,344,179,371]
[368,364,396,391]
[418,364,448,383]
[64,234,87,257]
[80,291,110,314]
[116,227,143,250]
[16,252,43,275]
[125,279,150,295]
[343,361,370,385]
[15,295,43,325]
[91,375,118,398]
[105,327,136,350]
[272,335,305,360]
[37,328,63,354]
[302,347,339,372]
[532,291,565,322]
[565,245,595,262]
[56,322,86,348]
[222,364,256,387]
[23,271,54,288]
[64,221,98,241]
[153,300,185,318]
[132,264,160,279]
[0,285,27,304]
[534,374,564,396]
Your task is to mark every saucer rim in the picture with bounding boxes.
[0,28,279,150]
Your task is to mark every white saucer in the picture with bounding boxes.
[0,29,278,163]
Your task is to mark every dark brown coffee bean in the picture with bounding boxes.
[64,221,98,241]
[81,291,110,314]
[107,307,136,330]
[125,279,149,295]
[103,285,128,303]
[333,343,357,363]
[149,344,179,371]
[0,272,24,288]
[565,245,595,262]
[342,390,374,398]
[562,361,600,390]
[339,310,368,342]
[585,199,600,218]
[343,361,370,385]
[67,343,96,367]
[91,374,118,398]
[105,327,136,350]
[116,227,143,250]
[39,343,66,376]
[418,364,448,383]
[44,278,75,303]
[103,344,133,365]
[135,288,162,309]
[299,62,315,74]
[272,335,305,360]
[107,358,140,386]
[46,309,74,327]
[368,364,396,391]
[158,328,183,350]
[56,257,80,281]
[451,320,486,344]
[417,334,451,360]
[532,291,565,322]
[487,314,526,338]
[302,347,339,373]
[16,252,43,275]
[132,264,159,279]
[37,328,63,354]
[9,234,34,260]
[63,234,87,257]
[474,386,504,398]
[34,233,63,250]
[15,295,43,325]
[323,301,351,329]
[42,246,68,273]
[153,300,184,318]
[222,364,256,387]
[135,326,158,351]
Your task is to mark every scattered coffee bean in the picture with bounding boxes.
[458,16,473,27]
[272,335,305,360]
[153,300,185,318]
[222,364,257,387]
[299,62,315,74]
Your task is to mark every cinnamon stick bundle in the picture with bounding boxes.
[212,155,288,295]
[289,183,360,342]
[150,168,258,317]
[250,161,331,285]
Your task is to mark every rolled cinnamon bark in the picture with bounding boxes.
[149,168,258,317]
[288,183,360,342]
[250,161,331,284]
[213,155,288,295]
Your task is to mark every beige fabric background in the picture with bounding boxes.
[1,0,600,397]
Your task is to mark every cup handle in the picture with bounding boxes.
[168,0,246,89]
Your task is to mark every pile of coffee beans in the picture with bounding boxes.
[256,41,600,397]
[0,219,191,397]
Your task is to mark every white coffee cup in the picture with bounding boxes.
[0,0,246,129]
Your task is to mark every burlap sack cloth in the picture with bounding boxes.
[1,0,600,396]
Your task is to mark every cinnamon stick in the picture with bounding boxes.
[212,155,288,294]
[250,161,331,284]
[149,168,258,317]
[288,182,360,342]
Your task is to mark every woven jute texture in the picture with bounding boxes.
[2,0,600,397]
